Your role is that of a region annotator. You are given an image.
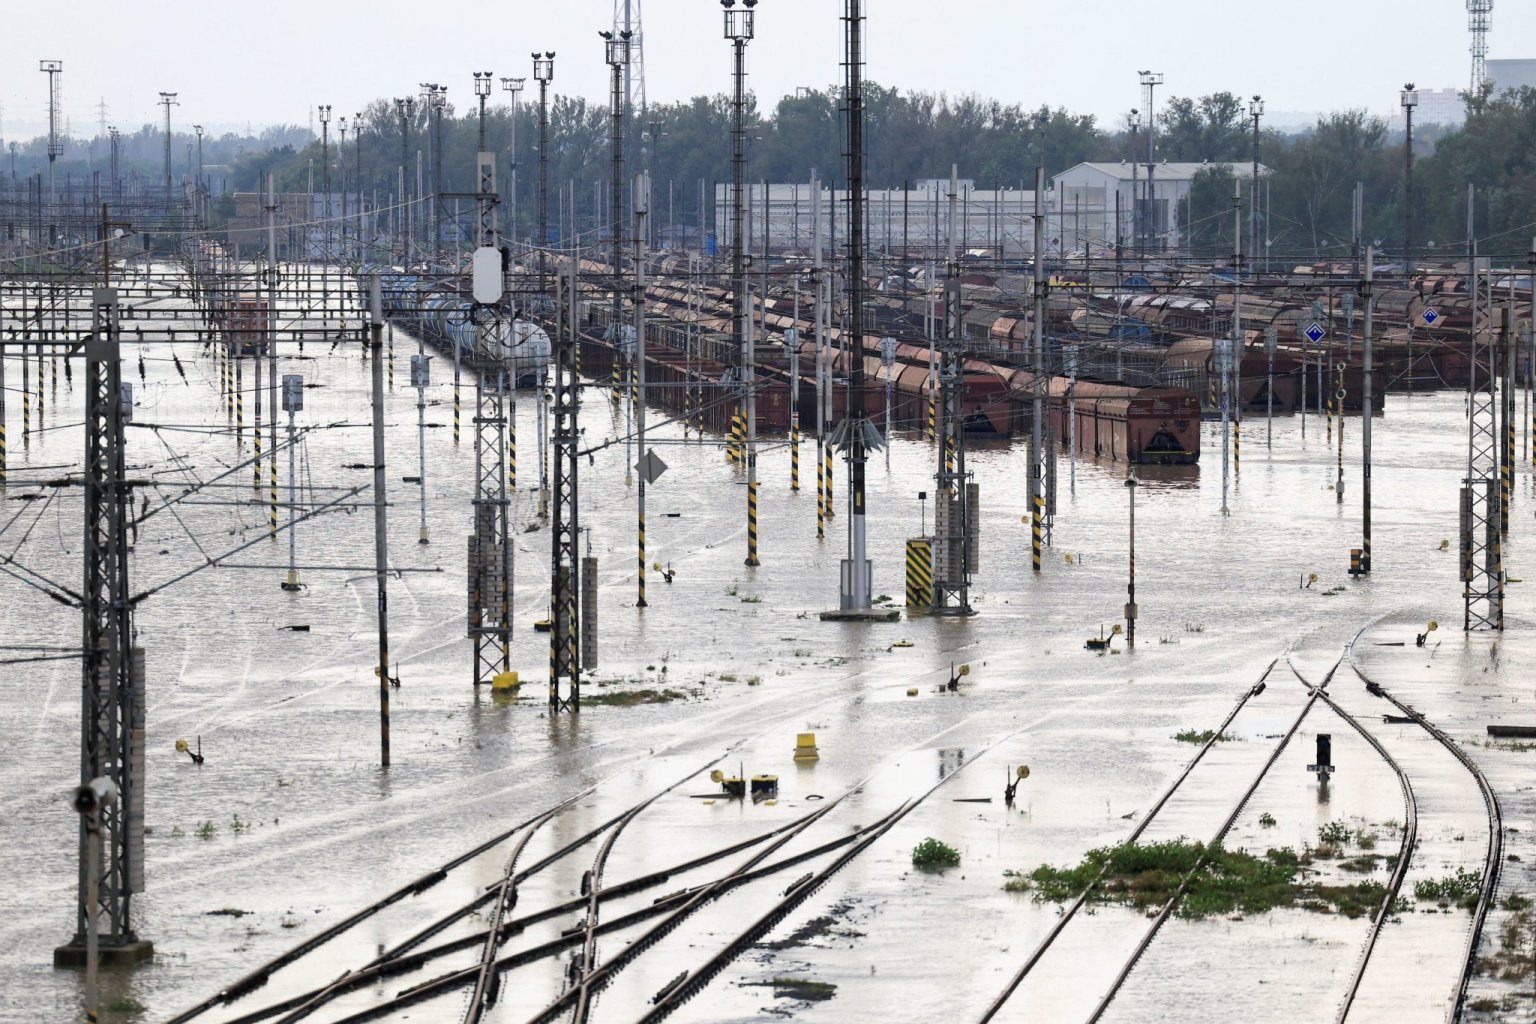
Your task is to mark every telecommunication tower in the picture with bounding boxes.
[613,0,646,111]
[1468,1,1493,92]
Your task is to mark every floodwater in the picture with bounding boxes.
[2,273,1535,1022]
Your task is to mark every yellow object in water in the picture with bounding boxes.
[175,739,188,753]
[890,640,914,649]
[492,671,519,691]
[906,687,919,697]
[794,732,820,762]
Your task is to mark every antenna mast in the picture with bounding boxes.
[1468,0,1493,92]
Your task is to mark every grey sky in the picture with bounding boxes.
[3,1,1530,140]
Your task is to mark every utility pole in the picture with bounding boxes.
[1138,72,1162,254]
[723,1,758,566]
[501,77,525,244]
[468,70,513,690]
[1248,96,1263,270]
[1030,167,1046,572]
[1361,245,1374,574]
[158,92,178,195]
[337,119,347,259]
[54,287,153,971]
[351,113,364,260]
[550,260,582,710]
[634,171,650,608]
[40,62,61,216]
[1401,84,1418,279]
[534,53,555,281]
[934,164,973,613]
[1127,110,1140,260]
[825,0,881,618]
[318,105,331,270]
[366,278,391,767]
[395,98,415,262]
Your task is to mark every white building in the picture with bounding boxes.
[1488,59,1536,94]
[713,181,1043,257]
[1389,87,1465,130]
[1049,161,1272,253]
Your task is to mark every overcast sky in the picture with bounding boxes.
[3,1,1530,140]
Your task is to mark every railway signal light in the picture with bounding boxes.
[1307,733,1335,777]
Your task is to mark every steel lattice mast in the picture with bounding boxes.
[55,287,153,968]
[467,71,513,688]
[1469,0,1493,92]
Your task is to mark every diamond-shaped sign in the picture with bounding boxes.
[637,449,668,485]
[1304,322,1326,344]
[1422,308,1439,326]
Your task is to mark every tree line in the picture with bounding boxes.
[14,83,1536,261]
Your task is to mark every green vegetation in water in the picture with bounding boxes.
[762,977,837,1001]
[195,820,217,840]
[105,996,146,1015]
[1317,820,1352,845]
[1475,909,1536,983]
[1005,839,1389,920]
[1258,812,1277,828]
[1172,729,1231,744]
[581,688,689,707]
[911,837,961,871]
[1414,868,1483,909]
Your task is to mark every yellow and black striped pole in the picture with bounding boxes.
[610,350,621,402]
[235,358,245,448]
[36,349,44,426]
[453,377,461,446]
[509,402,518,492]
[637,510,647,608]
[50,350,57,398]
[946,434,956,479]
[253,423,263,493]
[1233,419,1240,473]
[927,392,936,441]
[1032,495,1044,573]
[790,420,800,492]
[816,441,825,540]
[23,375,31,444]
[746,479,759,566]
[825,446,834,519]
[387,328,395,391]
[268,441,279,539]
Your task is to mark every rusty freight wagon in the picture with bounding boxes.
[1007,370,1200,464]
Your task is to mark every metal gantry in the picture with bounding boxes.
[55,287,152,967]
[467,85,514,689]
[550,262,582,711]
[1463,254,1503,630]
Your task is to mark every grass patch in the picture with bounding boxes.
[1172,729,1231,744]
[581,688,689,707]
[761,976,837,1001]
[195,820,217,840]
[1006,839,1390,920]
[911,837,961,871]
[1504,893,1532,911]
[105,996,146,1015]
[1414,868,1483,909]
[1339,855,1383,873]
[1478,909,1536,982]
[1258,812,1277,828]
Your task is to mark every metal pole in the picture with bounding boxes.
[1362,246,1374,572]
[368,280,391,767]
[1126,475,1137,647]
[1030,166,1045,573]
[635,172,649,607]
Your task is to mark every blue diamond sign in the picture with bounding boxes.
[1304,322,1326,344]
[1422,308,1439,326]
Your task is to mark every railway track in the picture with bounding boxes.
[979,653,1288,1021]
[1347,641,1503,1023]
[989,632,1500,1024]
[176,711,1018,1023]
